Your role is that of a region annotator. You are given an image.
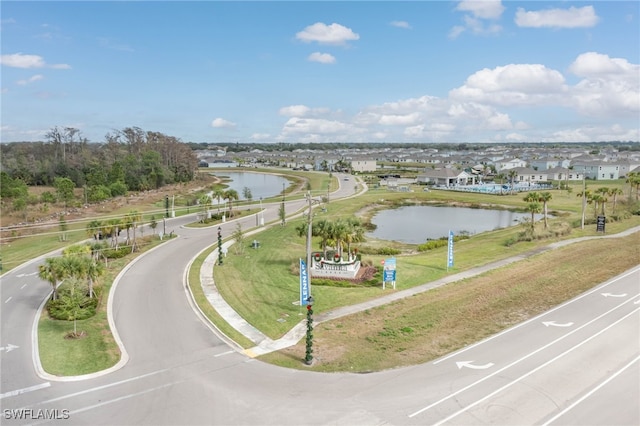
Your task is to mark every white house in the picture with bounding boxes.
[495,158,527,171]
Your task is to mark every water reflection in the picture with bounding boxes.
[211,172,290,200]
[368,205,539,244]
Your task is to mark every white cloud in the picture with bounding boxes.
[390,21,412,29]
[211,118,236,129]
[450,64,567,106]
[17,74,44,85]
[568,52,639,116]
[448,25,465,40]
[279,105,310,117]
[296,22,360,45]
[281,117,351,135]
[378,113,421,126]
[455,0,504,20]
[450,1,504,38]
[250,133,270,140]
[0,52,70,69]
[308,52,336,64]
[515,6,599,28]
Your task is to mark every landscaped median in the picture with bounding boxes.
[37,234,176,376]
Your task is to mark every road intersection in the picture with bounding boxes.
[1,174,638,425]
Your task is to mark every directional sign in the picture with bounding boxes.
[0,343,19,353]
[383,269,396,282]
[456,360,494,370]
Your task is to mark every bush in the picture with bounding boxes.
[47,283,100,321]
[40,191,56,204]
[109,181,128,197]
[103,246,130,259]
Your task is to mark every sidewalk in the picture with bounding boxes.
[200,225,640,358]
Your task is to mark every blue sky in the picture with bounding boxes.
[1,1,639,144]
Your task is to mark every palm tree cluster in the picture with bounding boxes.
[38,244,105,301]
[576,186,625,218]
[522,191,553,232]
[296,217,366,261]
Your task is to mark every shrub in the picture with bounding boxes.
[103,246,130,259]
[47,282,99,321]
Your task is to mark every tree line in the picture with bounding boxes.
[1,126,199,208]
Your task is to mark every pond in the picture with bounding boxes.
[367,205,541,244]
[210,171,291,201]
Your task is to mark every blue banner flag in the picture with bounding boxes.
[447,230,454,268]
[300,259,310,306]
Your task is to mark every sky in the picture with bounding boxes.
[1,1,639,144]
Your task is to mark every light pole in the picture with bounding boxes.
[281,182,286,226]
[305,295,314,365]
[259,197,263,226]
[217,226,223,266]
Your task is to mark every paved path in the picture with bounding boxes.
[200,223,640,356]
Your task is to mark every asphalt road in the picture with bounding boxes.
[1,174,638,425]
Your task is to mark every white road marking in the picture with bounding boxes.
[433,268,640,365]
[541,354,640,426]
[431,308,640,426]
[20,284,27,289]
[70,383,176,415]
[24,369,168,406]
[602,292,628,298]
[0,382,51,399]
[409,294,640,418]
[214,350,234,357]
[0,343,19,353]
[456,361,494,370]
[5,297,12,303]
[543,321,574,327]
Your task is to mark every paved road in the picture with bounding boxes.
[1,174,638,425]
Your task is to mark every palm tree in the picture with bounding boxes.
[223,189,239,217]
[86,219,102,240]
[625,171,640,200]
[507,169,518,194]
[343,217,365,257]
[523,192,540,232]
[108,218,122,249]
[212,188,225,213]
[608,187,623,215]
[577,188,592,229]
[595,187,610,216]
[537,192,552,229]
[38,257,67,300]
[198,194,211,222]
[126,210,142,252]
[313,219,332,260]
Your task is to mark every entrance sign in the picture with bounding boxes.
[383,257,397,290]
[300,259,310,306]
[596,216,605,233]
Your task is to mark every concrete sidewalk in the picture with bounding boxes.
[200,225,640,358]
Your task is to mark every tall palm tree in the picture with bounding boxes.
[212,188,225,213]
[86,219,103,240]
[198,194,211,222]
[126,210,142,252]
[608,187,623,214]
[537,192,552,229]
[38,257,67,300]
[523,192,540,232]
[313,219,332,260]
[343,217,365,257]
[223,189,239,217]
[507,169,518,194]
[625,171,640,200]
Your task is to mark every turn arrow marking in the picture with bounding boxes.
[601,293,627,298]
[0,344,19,353]
[543,321,574,328]
[456,361,494,370]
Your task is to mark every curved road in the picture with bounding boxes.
[1,174,638,425]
